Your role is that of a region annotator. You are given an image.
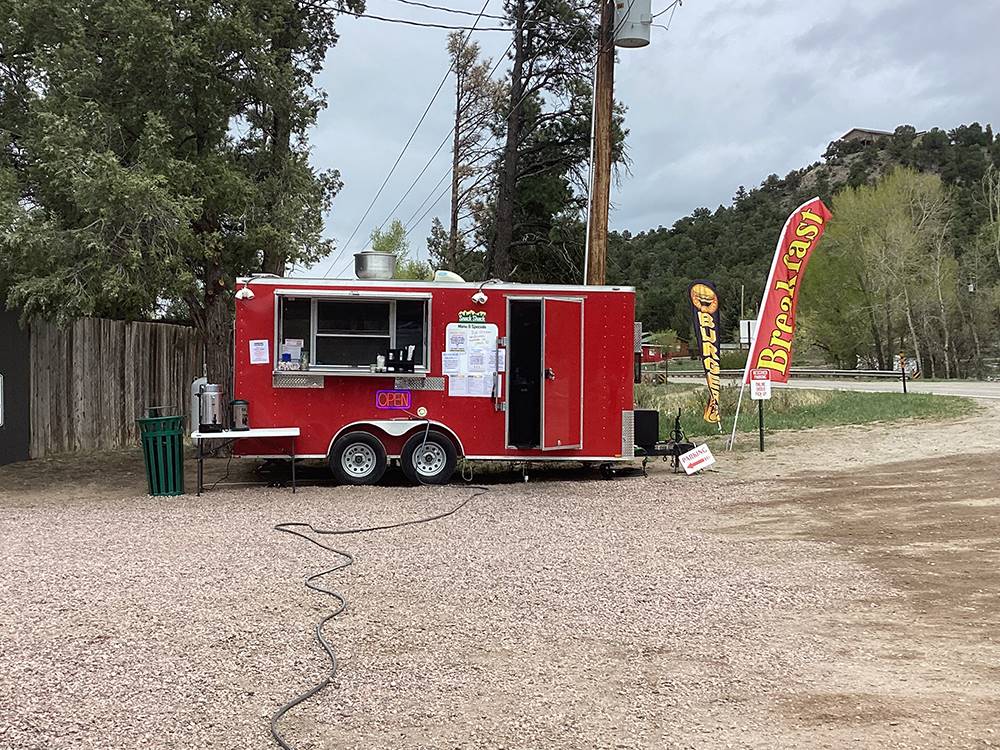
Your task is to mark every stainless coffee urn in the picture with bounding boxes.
[198,384,226,432]
[231,399,249,431]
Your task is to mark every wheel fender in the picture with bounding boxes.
[327,420,464,459]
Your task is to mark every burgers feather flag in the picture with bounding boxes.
[688,280,722,425]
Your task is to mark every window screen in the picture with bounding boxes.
[280,298,311,344]
[276,296,429,370]
[317,300,390,335]
[315,336,389,367]
[315,300,391,367]
[395,300,427,366]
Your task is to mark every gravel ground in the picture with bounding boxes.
[0,458,887,750]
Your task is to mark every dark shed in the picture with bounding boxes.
[0,310,30,465]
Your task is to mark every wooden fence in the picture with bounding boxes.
[29,318,204,458]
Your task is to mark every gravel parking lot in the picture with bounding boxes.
[2,406,998,749]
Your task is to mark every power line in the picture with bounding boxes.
[369,31,518,238]
[405,179,453,238]
[404,168,450,230]
[652,0,683,20]
[387,0,591,32]
[652,0,682,30]
[389,0,507,21]
[345,0,684,278]
[332,1,600,278]
[355,4,588,276]
[329,2,540,277]
[322,0,492,278]
[375,131,453,235]
[337,6,510,31]
[398,2,625,270]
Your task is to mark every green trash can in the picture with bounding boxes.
[138,412,185,496]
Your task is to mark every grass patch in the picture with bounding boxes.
[635,383,977,439]
[655,359,700,370]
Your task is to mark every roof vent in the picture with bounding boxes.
[433,270,465,283]
[354,251,396,280]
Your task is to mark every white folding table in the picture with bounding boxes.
[191,427,301,495]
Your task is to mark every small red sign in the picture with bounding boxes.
[375,390,411,410]
[750,368,772,401]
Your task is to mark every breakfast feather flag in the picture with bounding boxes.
[728,197,832,450]
[742,197,832,384]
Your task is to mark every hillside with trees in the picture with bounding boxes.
[3,0,998,381]
[609,123,1000,377]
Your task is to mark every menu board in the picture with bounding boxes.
[443,322,499,398]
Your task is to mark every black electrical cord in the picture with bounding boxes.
[205,453,234,491]
[269,484,488,750]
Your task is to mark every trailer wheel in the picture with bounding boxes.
[329,431,388,485]
[400,430,458,485]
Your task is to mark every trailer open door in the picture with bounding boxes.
[541,297,583,450]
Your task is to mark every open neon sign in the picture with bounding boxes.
[375,389,411,410]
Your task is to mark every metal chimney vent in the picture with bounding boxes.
[354,251,397,280]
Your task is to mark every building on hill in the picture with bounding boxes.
[839,127,928,146]
[839,128,894,145]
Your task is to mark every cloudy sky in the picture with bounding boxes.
[306,0,1000,277]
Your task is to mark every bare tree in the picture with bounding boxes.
[929,227,955,378]
[980,163,1000,272]
[487,0,596,279]
[884,169,950,376]
[443,32,502,271]
[820,168,953,376]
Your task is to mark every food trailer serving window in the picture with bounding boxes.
[278,294,429,372]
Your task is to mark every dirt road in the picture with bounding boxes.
[713,452,1000,748]
[1,404,998,749]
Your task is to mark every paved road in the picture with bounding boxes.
[777,378,1000,400]
[668,373,1000,400]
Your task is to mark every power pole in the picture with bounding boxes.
[585,0,615,286]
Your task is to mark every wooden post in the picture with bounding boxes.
[585,0,615,286]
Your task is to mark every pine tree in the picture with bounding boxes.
[0,0,361,381]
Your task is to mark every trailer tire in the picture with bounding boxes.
[329,431,388,485]
[400,430,458,485]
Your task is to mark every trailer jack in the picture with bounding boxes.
[632,409,695,473]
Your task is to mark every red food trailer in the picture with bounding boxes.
[641,344,664,363]
[227,275,643,485]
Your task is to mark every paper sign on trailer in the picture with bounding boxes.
[750,368,772,401]
[679,443,716,475]
[249,339,270,365]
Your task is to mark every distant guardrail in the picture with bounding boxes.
[665,367,904,379]
[646,367,910,393]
